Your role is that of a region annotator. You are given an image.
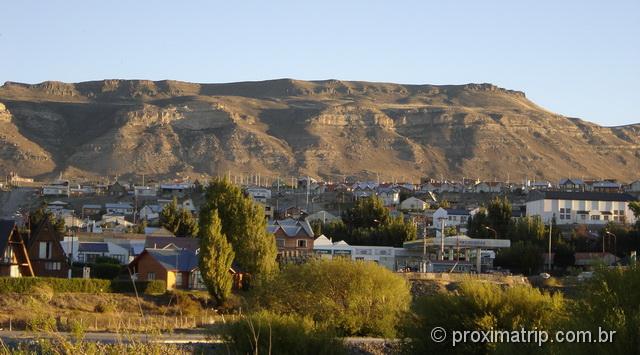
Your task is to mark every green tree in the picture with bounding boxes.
[466,208,490,238]
[629,201,640,230]
[494,241,544,275]
[28,205,65,234]
[553,243,575,269]
[160,198,199,237]
[252,258,411,337]
[199,210,235,304]
[200,179,278,276]
[486,196,512,240]
[510,216,546,244]
[342,196,390,229]
[403,280,566,354]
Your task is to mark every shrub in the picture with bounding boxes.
[171,291,202,316]
[221,310,346,355]
[0,277,165,294]
[252,258,411,337]
[91,263,122,280]
[402,280,566,354]
[94,256,121,265]
[26,314,57,332]
[29,283,54,303]
[94,301,116,313]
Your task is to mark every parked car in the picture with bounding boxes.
[577,271,594,282]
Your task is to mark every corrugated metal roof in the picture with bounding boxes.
[78,242,109,253]
[145,249,198,272]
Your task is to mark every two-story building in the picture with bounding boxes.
[268,218,315,258]
[526,191,637,225]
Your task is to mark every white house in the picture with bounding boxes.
[42,185,70,197]
[105,203,134,216]
[134,186,157,197]
[627,180,640,193]
[474,181,504,193]
[377,188,400,206]
[245,188,272,204]
[526,191,637,225]
[313,235,406,270]
[399,197,428,211]
[181,198,197,213]
[432,208,471,228]
[352,182,378,199]
[139,205,161,221]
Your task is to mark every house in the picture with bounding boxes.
[42,184,70,197]
[139,205,161,222]
[245,188,272,204]
[626,180,640,193]
[268,218,315,258]
[134,186,157,198]
[526,191,637,225]
[352,182,378,199]
[528,181,553,191]
[399,197,428,211]
[432,208,470,228]
[474,181,504,193]
[144,235,200,252]
[62,232,147,264]
[105,203,134,216]
[306,210,341,224]
[312,235,406,270]
[107,181,127,197]
[559,178,585,192]
[25,216,70,278]
[0,220,34,277]
[591,180,622,193]
[160,183,192,197]
[82,204,103,218]
[377,187,400,206]
[129,249,201,290]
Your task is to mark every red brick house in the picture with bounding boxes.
[268,218,315,258]
[0,220,34,277]
[26,216,70,278]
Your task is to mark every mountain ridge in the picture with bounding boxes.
[0,79,639,182]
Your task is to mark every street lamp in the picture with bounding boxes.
[483,226,498,239]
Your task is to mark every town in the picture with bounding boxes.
[2,172,639,289]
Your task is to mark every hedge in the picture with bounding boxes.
[0,277,166,295]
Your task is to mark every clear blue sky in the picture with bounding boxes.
[1,0,638,126]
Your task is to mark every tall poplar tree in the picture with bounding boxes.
[199,209,235,304]
[200,178,278,276]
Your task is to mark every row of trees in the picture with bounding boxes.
[312,196,417,247]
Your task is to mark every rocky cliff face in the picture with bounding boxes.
[0,79,638,181]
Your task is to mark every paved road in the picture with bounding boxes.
[0,330,219,345]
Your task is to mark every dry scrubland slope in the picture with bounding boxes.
[0,79,639,181]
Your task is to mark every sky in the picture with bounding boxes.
[0,0,638,126]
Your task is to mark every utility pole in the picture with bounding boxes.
[439,218,446,261]
[548,221,552,271]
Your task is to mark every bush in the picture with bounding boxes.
[111,280,166,295]
[26,314,57,332]
[0,277,111,293]
[94,301,116,313]
[91,263,122,280]
[564,265,640,354]
[0,277,165,294]
[252,258,411,337]
[29,283,54,303]
[221,310,346,355]
[94,256,121,265]
[402,280,566,354]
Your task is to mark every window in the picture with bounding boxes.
[355,257,365,261]
[39,242,52,259]
[559,208,571,220]
[44,262,61,271]
[604,215,610,221]
[297,240,308,248]
[590,215,600,221]
[613,210,625,222]
[276,239,285,248]
[2,247,13,264]
[147,272,156,281]
[580,214,586,220]
[175,273,183,287]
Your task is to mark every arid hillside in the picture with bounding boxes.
[1,79,639,182]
